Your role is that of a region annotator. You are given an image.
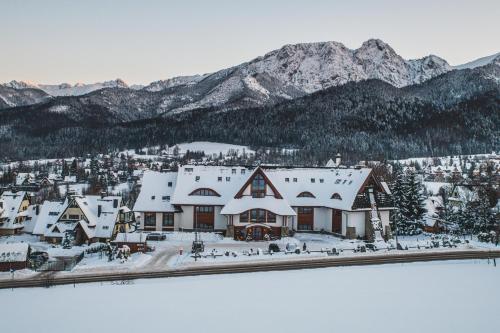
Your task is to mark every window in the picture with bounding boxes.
[267,211,276,223]
[298,207,313,214]
[168,182,172,187]
[335,179,341,184]
[162,196,170,201]
[102,226,109,230]
[162,213,174,227]
[293,178,297,182]
[285,178,289,182]
[49,212,59,216]
[189,188,220,196]
[195,176,200,181]
[297,191,316,198]
[311,178,315,183]
[185,168,193,172]
[239,211,248,224]
[319,179,324,183]
[240,209,276,224]
[69,214,80,220]
[226,177,231,181]
[196,206,214,213]
[144,213,156,227]
[151,196,156,200]
[331,193,342,200]
[232,169,236,174]
[251,174,266,198]
[241,169,245,174]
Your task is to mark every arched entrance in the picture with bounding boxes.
[245,224,272,241]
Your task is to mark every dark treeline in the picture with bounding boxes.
[0,69,498,163]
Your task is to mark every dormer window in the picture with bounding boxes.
[297,191,316,198]
[311,178,315,183]
[195,176,200,182]
[285,178,289,182]
[189,188,221,197]
[218,177,222,182]
[251,174,266,198]
[331,193,342,200]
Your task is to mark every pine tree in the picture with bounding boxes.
[404,172,427,224]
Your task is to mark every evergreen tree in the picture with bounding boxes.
[404,172,427,223]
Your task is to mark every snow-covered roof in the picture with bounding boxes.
[264,167,373,211]
[31,200,67,235]
[0,243,29,263]
[133,171,177,212]
[15,173,34,186]
[0,191,29,230]
[171,165,251,206]
[221,196,296,216]
[33,195,126,240]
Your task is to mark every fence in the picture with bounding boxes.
[34,252,84,272]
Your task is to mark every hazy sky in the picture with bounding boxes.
[1,0,499,85]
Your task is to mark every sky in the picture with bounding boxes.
[0,0,499,85]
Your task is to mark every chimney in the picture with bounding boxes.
[98,205,102,217]
[335,153,342,166]
[113,199,118,208]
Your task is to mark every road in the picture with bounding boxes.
[1,249,499,290]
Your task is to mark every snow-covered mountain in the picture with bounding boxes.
[142,39,453,114]
[1,79,129,97]
[454,52,500,70]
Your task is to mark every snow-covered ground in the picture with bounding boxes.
[1,260,498,333]
[1,232,497,278]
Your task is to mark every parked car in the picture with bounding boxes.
[268,243,280,253]
[146,233,166,241]
[29,251,49,262]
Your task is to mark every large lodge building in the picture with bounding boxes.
[133,165,394,241]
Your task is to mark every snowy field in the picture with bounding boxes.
[1,260,499,333]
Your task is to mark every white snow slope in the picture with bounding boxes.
[1,260,498,333]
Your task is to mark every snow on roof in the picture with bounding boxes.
[133,171,177,212]
[171,165,251,206]
[0,191,28,230]
[264,167,372,211]
[32,200,66,235]
[73,195,123,239]
[15,173,34,186]
[33,195,125,239]
[112,232,147,243]
[221,196,296,216]
[0,243,29,263]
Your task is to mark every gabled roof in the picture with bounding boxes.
[171,165,250,205]
[133,171,177,212]
[0,243,29,263]
[234,167,283,199]
[0,191,29,230]
[32,200,67,235]
[263,167,374,211]
[221,196,296,216]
